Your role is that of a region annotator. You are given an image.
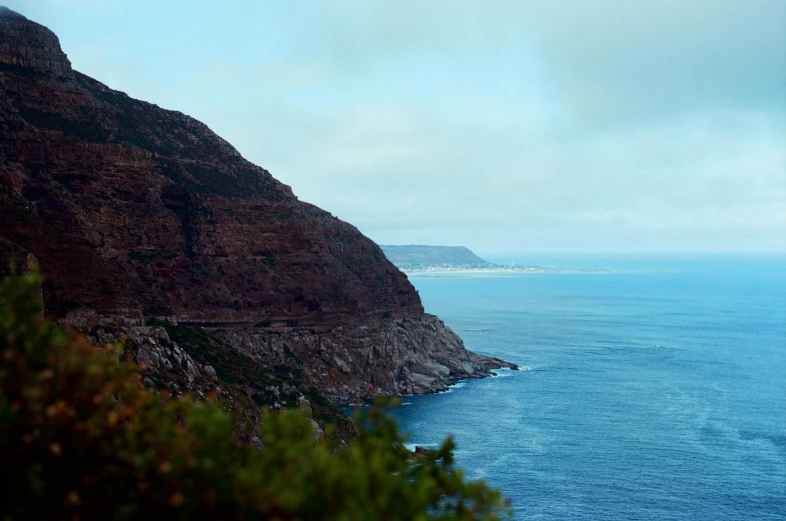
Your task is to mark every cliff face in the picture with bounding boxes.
[217,314,514,405]
[0,7,420,327]
[0,8,514,410]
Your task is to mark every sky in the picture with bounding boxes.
[7,0,786,255]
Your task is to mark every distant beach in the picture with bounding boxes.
[402,266,610,275]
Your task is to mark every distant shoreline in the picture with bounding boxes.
[401,266,610,275]
[378,245,615,275]
[402,266,550,274]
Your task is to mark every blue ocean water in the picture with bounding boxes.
[393,256,786,520]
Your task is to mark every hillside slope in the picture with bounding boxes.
[0,7,514,409]
[381,245,494,270]
[0,7,421,328]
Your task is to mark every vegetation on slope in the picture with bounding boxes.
[0,271,510,520]
[380,245,494,270]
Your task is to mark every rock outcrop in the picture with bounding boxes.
[88,323,355,443]
[217,314,516,404]
[0,7,515,414]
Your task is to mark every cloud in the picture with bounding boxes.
[3,0,784,252]
[311,1,785,124]
[526,0,786,128]
[225,103,784,235]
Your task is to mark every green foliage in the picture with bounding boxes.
[0,272,511,520]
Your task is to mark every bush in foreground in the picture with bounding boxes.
[0,271,510,520]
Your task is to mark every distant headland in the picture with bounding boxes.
[381,245,555,273]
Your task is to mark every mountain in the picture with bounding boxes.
[0,7,514,421]
[0,6,419,328]
[381,245,494,270]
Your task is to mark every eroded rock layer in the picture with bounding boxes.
[217,314,516,404]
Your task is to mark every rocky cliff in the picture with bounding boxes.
[216,313,514,404]
[0,7,515,413]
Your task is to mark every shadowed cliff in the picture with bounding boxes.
[0,6,421,328]
[0,7,514,408]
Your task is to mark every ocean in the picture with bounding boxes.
[392,256,786,520]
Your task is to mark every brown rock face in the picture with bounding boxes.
[0,9,516,409]
[0,7,73,79]
[217,314,517,405]
[0,8,422,327]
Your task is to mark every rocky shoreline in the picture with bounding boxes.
[214,314,518,405]
[79,313,516,446]
[86,314,516,406]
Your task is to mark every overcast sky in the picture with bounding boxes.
[8,0,786,255]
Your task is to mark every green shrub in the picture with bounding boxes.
[0,271,510,520]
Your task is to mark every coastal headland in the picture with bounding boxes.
[0,7,514,438]
[381,245,607,274]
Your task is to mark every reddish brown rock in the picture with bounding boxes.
[0,8,421,327]
[0,9,515,408]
